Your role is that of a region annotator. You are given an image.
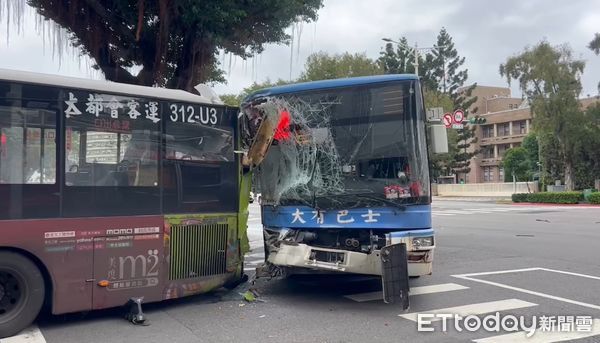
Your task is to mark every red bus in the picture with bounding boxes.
[0,69,252,338]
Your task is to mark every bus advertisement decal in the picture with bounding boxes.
[44,231,75,239]
[106,250,160,291]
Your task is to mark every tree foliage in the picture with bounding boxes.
[589,33,600,55]
[423,28,469,97]
[220,51,381,106]
[522,133,539,172]
[501,147,532,182]
[220,78,291,107]
[424,91,457,180]
[16,0,322,91]
[573,103,600,189]
[500,41,586,190]
[378,37,424,76]
[298,52,382,82]
[378,28,477,177]
[425,28,478,176]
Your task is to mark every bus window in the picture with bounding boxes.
[62,89,160,216]
[0,110,56,185]
[0,82,59,219]
[163,105,237,213]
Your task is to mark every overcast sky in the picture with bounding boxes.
[1,0,599,98]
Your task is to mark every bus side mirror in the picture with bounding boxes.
[429,124,448,154]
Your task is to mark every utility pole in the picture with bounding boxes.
[414,42,419,76]
[382,38,447,76]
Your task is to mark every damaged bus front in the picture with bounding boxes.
[241,75,446,305]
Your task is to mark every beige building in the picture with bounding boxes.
[456,85,599,183]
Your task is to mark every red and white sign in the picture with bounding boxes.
[442,113,453,128]
[453,109,465,124]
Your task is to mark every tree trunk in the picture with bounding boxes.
[564,159,575,191]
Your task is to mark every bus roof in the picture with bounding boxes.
[0,68,222,105]
[244,74,418,103]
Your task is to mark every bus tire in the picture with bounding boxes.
[0,251,45,339]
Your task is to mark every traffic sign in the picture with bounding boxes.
[442,113,453,128]
[452,123,464,129]
[427,107,444,121]
[453,109,464,124]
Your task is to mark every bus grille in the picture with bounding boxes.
[169,223,228,280]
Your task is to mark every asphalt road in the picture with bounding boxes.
[7,199,600,343]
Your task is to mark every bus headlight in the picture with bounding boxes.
[412,236,434,249]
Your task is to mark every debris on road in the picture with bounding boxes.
[241,290,257,302]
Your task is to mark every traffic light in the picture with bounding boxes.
[468,116,487,125]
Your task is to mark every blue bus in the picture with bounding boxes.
[241,75,447,307]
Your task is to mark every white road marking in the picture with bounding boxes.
[345,283,469,302]
[472,319,600,343]
[537,267,600,281]
[249,243,264,250]
[453,268,600,311]
[454,267,540,277]
[431,206,559,217]
[399,299,537,322]
[245,252,265,258]
[2,326,47,343]
[244,260,263,266]
[439,210,476,214]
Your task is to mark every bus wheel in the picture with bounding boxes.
[0,252,45,339]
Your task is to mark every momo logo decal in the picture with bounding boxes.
[106,228,134,235]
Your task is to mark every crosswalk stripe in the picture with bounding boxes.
[345,283,469,302]
[472,319,600,343]
[245,252,264,258]
[410,283,470,295]
[432,207,545,216]
[2,326,47,343]
[399,299,537,322]
[439,210,476,214]
[245,260,263,266]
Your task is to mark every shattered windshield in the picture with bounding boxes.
[248,80,430,209]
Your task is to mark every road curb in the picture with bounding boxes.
[510,202,600,208]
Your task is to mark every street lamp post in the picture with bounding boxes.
[382,38,446,76]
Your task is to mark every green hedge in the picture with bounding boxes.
[512,193,529,202]
[512,192,583,204]
[589,193,600,204]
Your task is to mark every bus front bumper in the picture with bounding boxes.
[267,243,433,277]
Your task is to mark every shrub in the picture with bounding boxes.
[525,192,583,204]
[589,193,600,204]
[512,193,529,203]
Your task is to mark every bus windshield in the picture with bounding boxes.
[252,80,430,209]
